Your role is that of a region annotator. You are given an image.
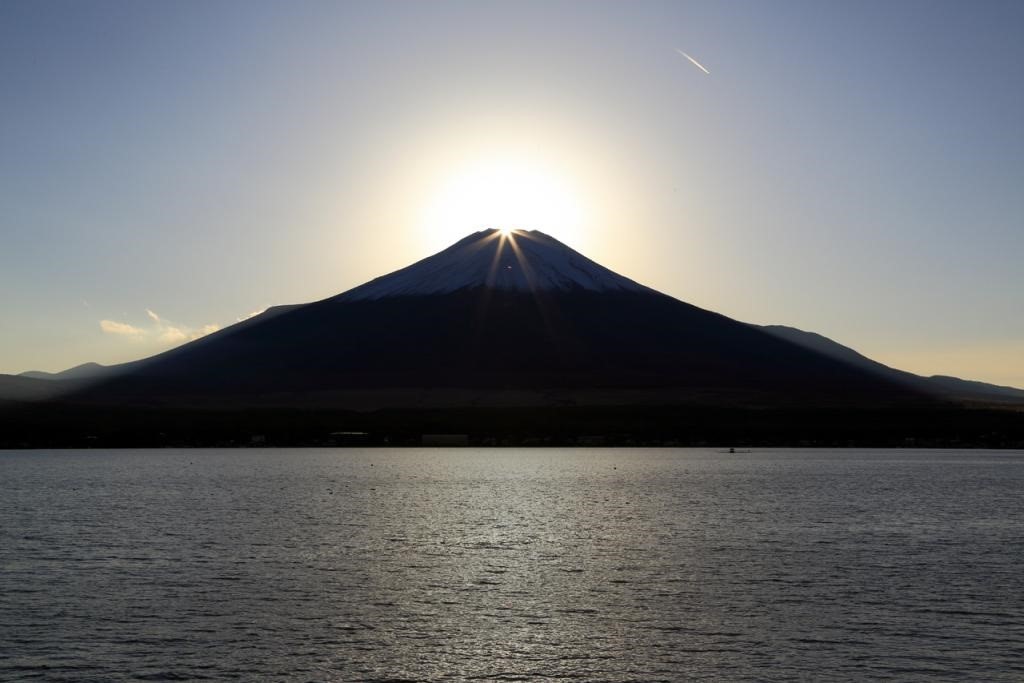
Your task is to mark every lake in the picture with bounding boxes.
[1,448,1022,681]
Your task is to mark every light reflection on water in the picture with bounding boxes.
[1,448,1023,681]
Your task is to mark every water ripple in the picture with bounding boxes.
[1,448,1023,680]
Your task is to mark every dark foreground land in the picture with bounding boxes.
[3,401,1023,449]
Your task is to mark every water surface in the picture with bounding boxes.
[2,448,1022,681]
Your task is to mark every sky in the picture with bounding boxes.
[1,0,1022,386]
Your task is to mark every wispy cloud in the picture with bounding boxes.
[100,310,219,345]
[675,48,710,75]
[100,320,145,338]
[159,326,188,343]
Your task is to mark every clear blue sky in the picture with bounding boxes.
[2,0,1022,386]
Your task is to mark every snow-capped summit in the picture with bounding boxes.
[339,229,650,301]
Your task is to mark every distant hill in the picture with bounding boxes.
[926,375,1024,402]
[20,362,115,382]
[0,374,82,402]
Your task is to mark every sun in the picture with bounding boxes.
[418,159,585,250]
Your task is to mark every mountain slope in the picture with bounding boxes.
[758,325,1024,404]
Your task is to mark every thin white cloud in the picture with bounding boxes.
[100,311,220,345]
[675,48,710,75]
[100,320,145,338]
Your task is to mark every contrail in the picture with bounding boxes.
[675,48,710,75]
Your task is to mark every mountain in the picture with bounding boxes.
[61,229,922,409]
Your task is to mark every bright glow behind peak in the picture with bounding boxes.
[418,159,585,251]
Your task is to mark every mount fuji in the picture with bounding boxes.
[53,228,923,408]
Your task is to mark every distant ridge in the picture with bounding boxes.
[20,362,113,382]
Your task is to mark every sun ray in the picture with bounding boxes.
[505,231,539,294]
[485,230,509,288]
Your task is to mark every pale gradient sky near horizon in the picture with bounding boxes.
[1,1,1022,386]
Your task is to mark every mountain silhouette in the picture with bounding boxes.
[62,229,925,408]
